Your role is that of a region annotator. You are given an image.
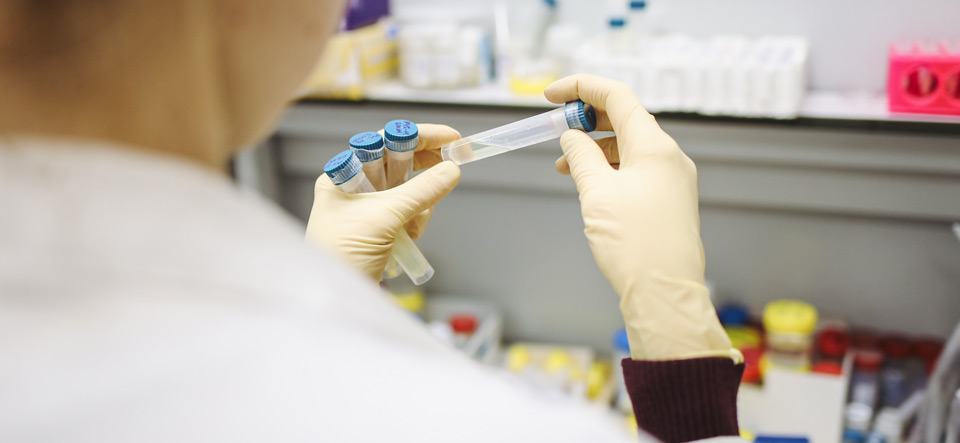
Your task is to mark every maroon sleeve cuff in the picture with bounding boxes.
[622,357,744,442]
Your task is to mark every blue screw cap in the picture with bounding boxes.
[564,100,597,132]
[324,150,362,185]
[629,1,647,10]
[613,328,630,352]
[608,17,626,28]
[384,120,419,152]
[349,132,385,162]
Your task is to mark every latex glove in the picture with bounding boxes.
[305,125,461,281]
[547,75,740,362]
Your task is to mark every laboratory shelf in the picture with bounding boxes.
[301,81,960,132]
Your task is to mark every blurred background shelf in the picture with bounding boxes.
[299,82,960,131]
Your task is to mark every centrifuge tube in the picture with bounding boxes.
[384,119,419,189]
[324,151,435,285]
[349,132,387,191]
[440,100,596,165]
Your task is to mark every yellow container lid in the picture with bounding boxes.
[391,291,425,313]
[763,300,818,335]
[506,345,531,373]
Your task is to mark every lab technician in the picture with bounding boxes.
[0,1,743,442]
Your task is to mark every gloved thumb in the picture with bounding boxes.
[379,161,461,224]
[560,130,611,194]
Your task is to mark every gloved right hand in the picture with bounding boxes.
[546,75,740,362]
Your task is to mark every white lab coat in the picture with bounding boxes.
[0,139,643,442]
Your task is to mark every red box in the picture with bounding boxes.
[887,42,960,115]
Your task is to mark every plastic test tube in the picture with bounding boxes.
[384,120,419,189]
[349,132,387,191]
[324,151,435,285]
[349,131,402,278]
[440,100,596,165]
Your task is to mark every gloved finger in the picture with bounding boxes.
[413,124,461,171]
[555,136,619,174]
[559,130,612,194]
[314,174,343,194]
[379,161,461,225]
[405,208,433,239]
[544,74,672,167]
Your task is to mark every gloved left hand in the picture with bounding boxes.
[305,124,461,281]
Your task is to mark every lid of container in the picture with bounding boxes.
[879,335,913,360]
[544,349,573,374]
[817,326,852,358]
[564,100,597,132]
[851,329,881,350]
[608,17,626,28]
[628,1,647,10]
[506,345,531,373]
[913,337,944,374]
[717,303,750,327]
[349,132,385,162]
[612,327,630,352]
[449,314,478,334]
[384,119,419,152]
[812,360,844,376]
[854,349,884,372]
[323,150,362,185]
[843,429,866,443]
[762,300,818,335]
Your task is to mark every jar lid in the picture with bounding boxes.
[879,335,913,359]
[763,300,818,335]
[817,326,852,358]
[854,349,884,372]
[449,314,478,334]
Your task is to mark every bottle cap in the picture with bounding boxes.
[384,119,419,152]
[349,132,385,162]
[717,303,750,327]
[449,314,477,334]
[612,328,630,352]
[628,1,647,10]
[812,360,844,375]
[913,337,944,374]
[762,300,818,335]
[879,335,913,360]
[506,345,531,373]
[854,349,884,372]
[817,326,852,358]
[323,150,362,185]
[608,17,626,28]
[564,100,597,132]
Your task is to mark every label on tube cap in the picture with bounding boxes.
[349,132,385,162]
[384,120,419,152]
[324,150,362,185]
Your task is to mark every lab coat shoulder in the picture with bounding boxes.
[0,140,637,443]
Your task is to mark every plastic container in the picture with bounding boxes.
[879,335,913,408]
[762,300,818,371]
[384,119,419,189]
[349,132,387,191]
[440,100,596,165]
[449,313,478,349]
[888,41,960,116]
[323,151,434,285]
[849,349,884,408]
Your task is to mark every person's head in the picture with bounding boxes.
[0,0,346,168]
